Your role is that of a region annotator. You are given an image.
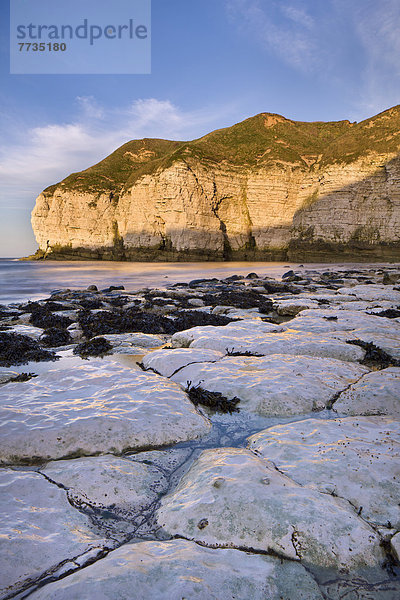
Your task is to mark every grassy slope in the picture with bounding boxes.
[44,106,400,195]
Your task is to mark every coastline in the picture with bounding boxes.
[1,264,400,599]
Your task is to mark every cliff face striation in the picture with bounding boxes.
[31,106,400,261]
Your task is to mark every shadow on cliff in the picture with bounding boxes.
[286,154,400,261]
[35,155,400,263]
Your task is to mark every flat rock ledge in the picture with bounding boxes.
[0,469,108,599]
[248,415,400,529]
[157,447,384,571]
[27,539,324,600]
[0,360,210,464]
[167,353,368,416]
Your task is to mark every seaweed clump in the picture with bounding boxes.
[77,308,174,337]
[0,332,58,367]
[202,290,273,314]
[10,372,38,382]
[40,327,73,347]
[371,308,400,319]
[171,311,236,332]
[347,339,400,368]
[73,337,113,358]
[186,384,240,414]
[25,303,73,330]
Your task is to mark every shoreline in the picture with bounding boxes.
[1,264,400,599]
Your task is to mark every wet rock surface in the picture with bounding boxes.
[1,265,400,599]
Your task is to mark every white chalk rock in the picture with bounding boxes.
[93,332,164,354]
[338,285,400,304]
[273,298,320,315]
[289,309,400,335]
[391,532,400,562]
[41,455,167,518]
[248,416,400,528]
[0,360,210,464]
[333,368,400,416]
[142,347,224,378]
[157,448,384,570]
[27,539,324,600]
[170,355,368,416]
[190,328,365,362]
[0,469,106,598]
[171,319,285,348]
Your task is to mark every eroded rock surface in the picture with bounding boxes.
[28,539,324,600]
[169,354,368,416]
[41,455,168,519]
[0,361,210,464]
[333,368,400,416]
[248,416,400,527]
[0,469,107,598]
[157,448,384,570]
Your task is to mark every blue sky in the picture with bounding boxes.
[1,0,399,256]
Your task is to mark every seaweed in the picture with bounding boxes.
[77,308,174,338]
[10,372,38,382]
[185,383,240,414]
[27,304,73,330]
[73,337,113,358]
[202,290,273,314]
[370,308,400,319]
[171,311,236,332]
[347,339,400,368]
[40,327,73,347]
[0,332,58,367]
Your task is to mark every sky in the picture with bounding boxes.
[0,0,399,257]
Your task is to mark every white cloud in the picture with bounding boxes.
[225,0,318,72]
[347,0,400,118]
[0,98,227,209]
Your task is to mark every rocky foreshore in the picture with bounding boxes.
[1,265,400,599]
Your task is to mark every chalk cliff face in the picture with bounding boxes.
[31,106,400,261]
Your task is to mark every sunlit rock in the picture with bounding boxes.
[171,319,285,348]
[333,368,400,416]
[0,360,210,464]
[170,354,368,416]
[188,328,365,362]
[142,348,224,378]
[289,308,400,334]
[248,416,400,527]
[157,448,384,570]
[337,285,400,304]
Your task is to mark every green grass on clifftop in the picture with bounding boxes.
[44,105,400,196]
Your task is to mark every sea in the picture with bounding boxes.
[1,258,396,305]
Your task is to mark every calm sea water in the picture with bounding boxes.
[0,258,397,305]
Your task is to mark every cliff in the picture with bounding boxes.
[31,106,400,261]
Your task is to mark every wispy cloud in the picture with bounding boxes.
[346,0,400,117]
[0,98,227,208]
[225,0,319,72]
[226,0,400,120]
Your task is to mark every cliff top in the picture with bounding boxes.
[44,105,400,195]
